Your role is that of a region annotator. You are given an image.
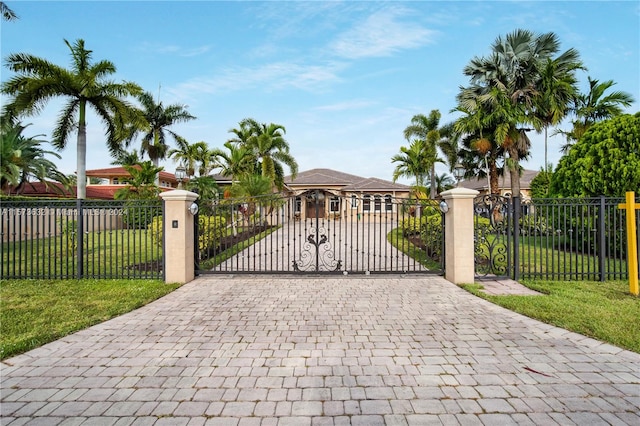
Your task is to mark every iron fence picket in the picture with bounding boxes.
[475,195,635,281]
[1,199,163,280]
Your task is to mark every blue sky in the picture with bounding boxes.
[2,0,638,185]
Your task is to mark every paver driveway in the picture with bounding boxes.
[1,275,639,425]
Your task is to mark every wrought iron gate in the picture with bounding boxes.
[195,191,444,274]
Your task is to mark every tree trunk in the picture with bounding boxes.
[489,158,499,195]
[77,101,87,199]
[508,148,521,198]
[429,164,436,199]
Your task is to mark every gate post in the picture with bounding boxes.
[160,189,199,284]
[440,187,479,284]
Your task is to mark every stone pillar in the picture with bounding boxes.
[159,189,199,284]
[440,187,479,284]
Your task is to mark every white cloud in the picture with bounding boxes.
[136,42,212,57]
[330,7,437,59]
[169,60,347,99]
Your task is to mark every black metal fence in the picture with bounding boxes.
[474,195,640,281]
[1,199,163,280]
[195,192,444,275]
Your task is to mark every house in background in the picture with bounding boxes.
[283,168,412,220]
[459,169,539,199]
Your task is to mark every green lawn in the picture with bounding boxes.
[460,279,640,353]
[0,279,181,360]
[2,228,162,279]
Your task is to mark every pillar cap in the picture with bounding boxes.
[440,187,479,199]
[159,189,199,202]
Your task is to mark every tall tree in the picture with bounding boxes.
[238,118,298,190]
[403,110,445,199]
[559,77,635,152]
[126,91,196,182]
[534,50,583,168]
[1,38,141,198]
[461,29,572,197]
[168,139,208,178]
[1,122,68,193]
[1,2,18,21]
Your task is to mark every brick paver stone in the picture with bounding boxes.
[1,276,639,425]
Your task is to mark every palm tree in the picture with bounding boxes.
[1,38,142,198]
[391,139,431,188]
[110,148,142,166]
[0,122,68,193]
[403,110,445,199]
[210,141,255,179]
[534,50,583,167]
[241,118,298,190]
[1,2,17,21]
[126,91,196,182]
[461,29,569,197]
[168,139,209,178]
[559,77,635,152]
[114,161,162,200]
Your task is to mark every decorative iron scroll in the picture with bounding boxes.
[474,194,511,277]
[292,226,342,272]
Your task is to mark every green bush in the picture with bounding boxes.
[148,215,227,252]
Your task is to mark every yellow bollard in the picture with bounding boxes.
[618,191,639,296]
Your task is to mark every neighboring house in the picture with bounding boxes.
[459,169,539,199]
[283,168,412,220]
[5,166,186,199]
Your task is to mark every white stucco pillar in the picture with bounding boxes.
[440,187,479,284]
[159,189,199,284]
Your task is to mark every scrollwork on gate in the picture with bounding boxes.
[474,194,510,276]
[292,226,342,272]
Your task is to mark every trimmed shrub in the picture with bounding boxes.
[148,215,227,251]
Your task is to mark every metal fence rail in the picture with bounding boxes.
[474,195,640,281]
[196,193,444,275]
[1,199,163,280]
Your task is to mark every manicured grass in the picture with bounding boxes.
[2,228,162,279]
[199,225,280,270]
[387,228,442,271]
[0,279,181,360]
[460,279,640,353]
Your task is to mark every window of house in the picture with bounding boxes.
[374,195,382,211]
[362,195,371,211]
[112,178,119,184]
[385,195,393,212]
[294,197,302,213]
[330,196,340,212]
[351,195,358,209]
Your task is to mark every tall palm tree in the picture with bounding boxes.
[0,122,68,193]
[559,77,635,152]
[534,50,583,167]
[403,110,445,199]
[1,2,17,21]
[1,38,141,198]
[461,29,569,197]
[239,118,298,190]
[127,91,196,182]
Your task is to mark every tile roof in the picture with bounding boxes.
[459,169,539,191]
[285,168,410,191]
[86,166,176,181]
